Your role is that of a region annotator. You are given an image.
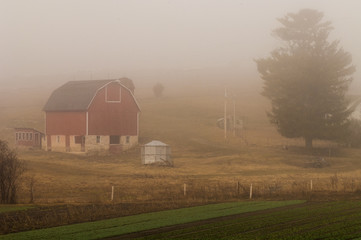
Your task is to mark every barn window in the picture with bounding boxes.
[26,133,29,140]
[106,83,121,102]
[96,136,101,143]
[29,133,33,140]
[125,136,130,144]
[110,135,120,144]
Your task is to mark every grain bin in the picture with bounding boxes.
[141,140,172,166]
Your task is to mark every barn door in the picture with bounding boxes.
[65,135,70,152]
[47,135,52,151]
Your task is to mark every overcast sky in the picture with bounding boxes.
[1,0,361,89]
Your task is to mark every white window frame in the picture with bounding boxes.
[105,85,121,103]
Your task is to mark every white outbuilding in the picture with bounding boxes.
[141,140,172,166]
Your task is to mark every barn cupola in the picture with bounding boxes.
[118,77,135,94]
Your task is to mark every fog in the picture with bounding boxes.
[1,0,361,91]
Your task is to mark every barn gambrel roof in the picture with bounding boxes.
[43,78,140,112]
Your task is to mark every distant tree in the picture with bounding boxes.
[256,9,355,149]
[153,82,164,98]
[0,140,25,203]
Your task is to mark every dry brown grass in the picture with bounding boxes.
[2,82,361,204]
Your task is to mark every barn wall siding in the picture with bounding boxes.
[46,112,86,135]
[88,86,138,136]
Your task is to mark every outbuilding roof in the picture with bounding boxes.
[145,140,169,146]
[43,78,137,112]
[14,128,44,135]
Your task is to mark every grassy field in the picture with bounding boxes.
[1,81,361,238]
[0,201,303,240]
[1,82,361,204]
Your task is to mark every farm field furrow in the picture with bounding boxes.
[134,203,317,239]
[122,201,361,240]
[247,202,361,239]
[143,201,358,239]
[0,201,301,240]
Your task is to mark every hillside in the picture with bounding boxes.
[1,81,361,203]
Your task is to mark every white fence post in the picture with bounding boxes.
[111,186,114,201]
[250,184,253,199]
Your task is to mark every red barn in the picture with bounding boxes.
[14,128,44,149]
[43,78,140,153]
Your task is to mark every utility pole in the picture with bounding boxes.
[224,87,227,141]
[233,97,236,136]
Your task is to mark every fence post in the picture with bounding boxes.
[237,181,240,196]
[30,184,34,203]
[184,183,187,196]
[111,186,114,201]
[29,177,35,204]
[250,184,253,199]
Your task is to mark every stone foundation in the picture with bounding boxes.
[45,135,138,154]
[85,135,110,153]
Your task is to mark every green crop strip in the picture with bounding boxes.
[0,200,302,240]
[132,201,361,240]
[0,205,33,213]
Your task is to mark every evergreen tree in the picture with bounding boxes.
[256,9,355,149]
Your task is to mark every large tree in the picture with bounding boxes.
[256,9,355,149]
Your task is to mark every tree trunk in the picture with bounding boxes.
[305,137,313,149]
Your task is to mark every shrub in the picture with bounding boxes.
[0,140,25,203]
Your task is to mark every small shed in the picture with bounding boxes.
[14,128,44,149]
[141,140,172,166]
